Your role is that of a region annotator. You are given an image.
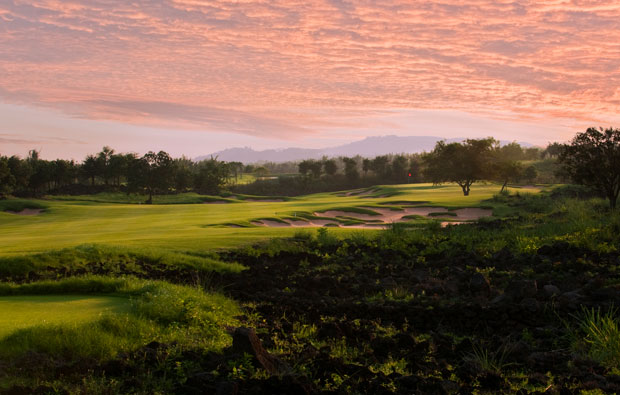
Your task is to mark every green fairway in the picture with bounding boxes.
[0,183,540,255]
[0,295,131,339]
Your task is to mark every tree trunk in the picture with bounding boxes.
[500,180,508,193]
[146,188,153,204]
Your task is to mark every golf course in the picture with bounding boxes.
[0,183,518,255]
[2,181,620,393]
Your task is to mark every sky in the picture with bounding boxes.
[1,0,619,160]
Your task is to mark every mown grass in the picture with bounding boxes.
[0,183,525,255]
[0,276,240,360]
[0,295,131,339]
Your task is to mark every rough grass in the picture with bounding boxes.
[572,307,620,369]
[0,199,47,212]
[0,276,240,360]
[0,244,246,280]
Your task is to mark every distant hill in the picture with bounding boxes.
[195,135,534,163]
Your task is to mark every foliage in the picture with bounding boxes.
[424,138,497,196]
[572,307,620,369]
[559,127,620,208]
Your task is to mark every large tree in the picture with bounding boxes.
[559,127,620,209]
[423,138,496,196]
[128,151,173,204]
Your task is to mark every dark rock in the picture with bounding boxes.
[216,381,239,395]
[520,297,539,313]
[490,294,510,306]
[394,332,416,349]
[558,291,584,309]
[505,280,538,302]
[543,284,561,298]
[381,276,397,288]
[441,380,460,393]
[469,273,490,298]
[232,327,290,375]
[528,351,568,371]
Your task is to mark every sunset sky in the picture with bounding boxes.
[1,0,619,159]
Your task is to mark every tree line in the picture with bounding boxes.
[0,147,243,202]
[3,130,609,205]
[232,141,549,196]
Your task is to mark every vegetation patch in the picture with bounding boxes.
[0,199,47,213]
[0,276,240,362]
[316,206,381,216]
[0,244,245,282]
[428,211,458,217]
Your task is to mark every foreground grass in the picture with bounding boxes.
[0,276,240,361]
[0,295,131,339]
[0,183,536,255]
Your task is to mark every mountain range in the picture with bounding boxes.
[195,135,534,163]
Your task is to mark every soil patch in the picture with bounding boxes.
[5,209,43,216]
[452,208,493,220]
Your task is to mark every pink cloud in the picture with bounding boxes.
[0,0,619,140]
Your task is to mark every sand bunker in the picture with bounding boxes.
[5,208,43,216]
[243,206,492,229]
[316,206,492,224]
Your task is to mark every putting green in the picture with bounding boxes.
[0,295,131,339]
[0,183,541,255]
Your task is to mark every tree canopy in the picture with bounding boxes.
[423,138,496,196]
[559,127,620,209]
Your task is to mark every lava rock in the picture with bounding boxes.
[469,273,491,298]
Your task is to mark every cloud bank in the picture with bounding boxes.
[1,0,619,138]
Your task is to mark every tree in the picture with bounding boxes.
[0,156,15,197]
[323,158,338,176]
[391,155,409,183]
[558,127,620,209]
[523,165,538,184]
[172,157,194,192]
[362,158,371,176]
[543,142,563,159]
[81,155,99,186]
[97,146,115,185]
[370,155,390,178]
[499,142,524,161]
[128,151,173,204]
[194,158,227,194]
[298,160,311,176]
[342,157,359,182]
[308,160,322,179]
[423,138,496,196]
[495,160,523,193]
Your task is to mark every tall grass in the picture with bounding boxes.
[572,307,620,369]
